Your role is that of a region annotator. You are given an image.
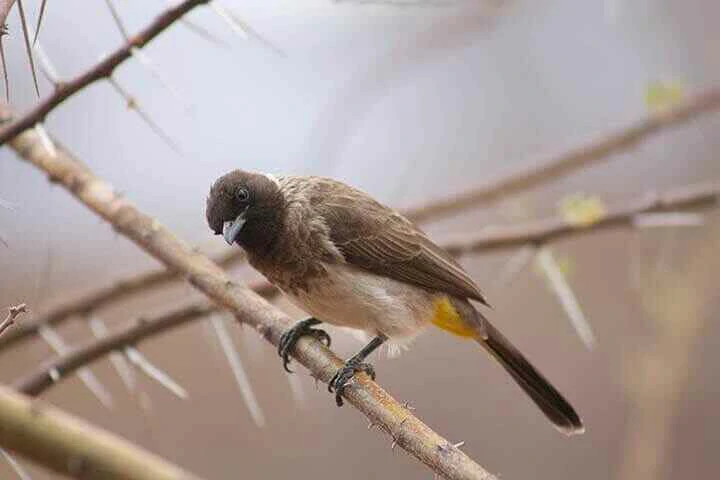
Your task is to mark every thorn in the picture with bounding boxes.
[219,5,286,57]
[125,347,188,400]
[496,245,536,287]
[453,440,465,449]
[16,0,40,96]
[129,47,195,115]
[37,325,114,409]
[208,1,249,39]
[0,448,32,480]
[103,0,130,40]
[32,0,49,45]
[179,17,229,49]
[536,248,596,349]
[106,77,184,155]
[0,35,9,101]
[87,317,136,392]
[208,315,265,427]
[31,38,61,86]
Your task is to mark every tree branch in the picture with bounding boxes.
[0,385,205,479]
[0,303,25,337]
[0,0,15,28]
[14,302,217,396]
[441,182,719,255]
[403,88,720,223]
[3,105,496,480]
[11,181,718,398]
[0,0,209,146]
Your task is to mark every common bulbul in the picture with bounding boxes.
[206,169,584,435]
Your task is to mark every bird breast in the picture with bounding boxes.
[282,263,437,340]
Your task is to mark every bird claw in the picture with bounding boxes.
[277,317,330,373]
[328,358,376,406]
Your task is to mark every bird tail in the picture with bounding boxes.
[476,319,584,435]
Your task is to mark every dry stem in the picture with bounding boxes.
[0,303,26,337]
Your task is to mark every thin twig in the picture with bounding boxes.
[0,303,26,337]
[0,0,209,146]
[5,103,497,480]
[440,182,720,256]
[403,88,720,223]
[0,385,205,480]
[15,303,213,396]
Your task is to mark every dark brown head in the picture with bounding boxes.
[206,170,285,254]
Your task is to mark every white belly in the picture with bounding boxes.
[283,263,436,340]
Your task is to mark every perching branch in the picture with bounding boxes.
[2,105,496,480]
[403,88,720,223]
[0,0,210,147]
[0,303,26,338]
[0,385,205,480]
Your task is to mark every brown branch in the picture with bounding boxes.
[0,303,25,337]
[0,0,15,27]
[0,0,209,146]
[0,385,205,479]
[13,181,719,396]
[14,302,217,396]
[441,182,720,256]
[403,88,720,223]
[3,106,496,480]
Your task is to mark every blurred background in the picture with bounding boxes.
[1,0,719,478]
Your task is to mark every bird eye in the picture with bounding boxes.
[236,187,250,203]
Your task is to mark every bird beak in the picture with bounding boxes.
[222,210,247,245]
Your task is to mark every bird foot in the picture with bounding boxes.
[328,358,376,407]
[278,317,330,373]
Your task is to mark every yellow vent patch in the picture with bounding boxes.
[431,297,475,338]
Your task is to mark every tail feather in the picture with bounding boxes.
[478,321,584,435]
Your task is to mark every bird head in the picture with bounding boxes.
[206,169,284,249]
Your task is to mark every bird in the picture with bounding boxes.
[206,169,584,435]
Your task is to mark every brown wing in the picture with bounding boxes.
[300,177,488,304]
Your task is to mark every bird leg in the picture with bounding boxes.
[277,317,331,373]
[329,335,387,406]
